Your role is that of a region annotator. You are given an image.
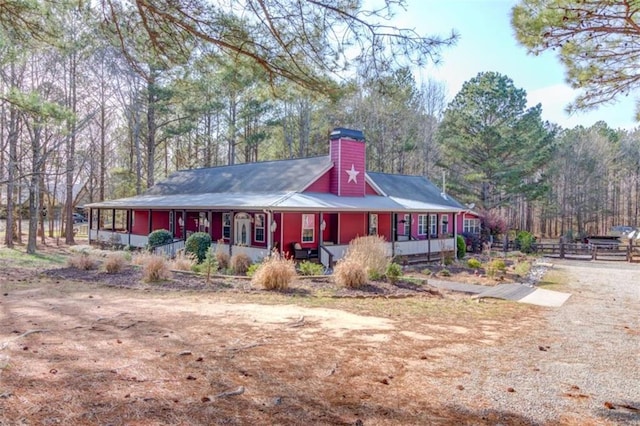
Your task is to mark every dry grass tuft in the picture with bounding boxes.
[333,258,367,288]
[251,254,297,290]
[140,254,173,282]
[171,251,196,271]
[230,252,252,275]
[215,250,230,270]
[344,235,389,279]
[103,252,127,274]
[67,252,98,270]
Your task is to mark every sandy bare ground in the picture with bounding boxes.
[0,257,638,425]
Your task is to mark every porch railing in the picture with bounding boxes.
[152,239,186,258]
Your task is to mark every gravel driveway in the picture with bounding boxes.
[447,260,640,425]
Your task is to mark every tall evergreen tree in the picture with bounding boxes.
[436,72,555,211]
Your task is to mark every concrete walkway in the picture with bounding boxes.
[428,279,571,308]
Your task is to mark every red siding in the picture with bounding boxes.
[152,211,170,233]
[365,182,379,195]
[339,212,367,243]
[377,213,392,241]
[132,210,149,235]
[211,212,223,241]
[304,171,331,193]
[330,138,366,197]
[280,212,321,252]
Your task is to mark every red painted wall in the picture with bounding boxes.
[305,171,331,193]
[152,211,170,233]
[339,212,367,243]
[280,212,320,251]
[365,182,379,195]
[132,210,149,235]
[377,213,392,241]
[329,138,366,197]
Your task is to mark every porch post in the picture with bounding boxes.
[127,209,132,247]
[229,210,234,257]
[88,208,93,244]
[427,213,432,262]
[147,209,152,235]
[391,213,396,257]
[207,210,213,238]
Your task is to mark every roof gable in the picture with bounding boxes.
[146,156,333,196]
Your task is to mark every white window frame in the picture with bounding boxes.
[369,213,378,235]
[418,214,428,235]
[440,215,449,235]
[429,214,437,236]
[222,212,231,239]
[302,214,315,243]
[463,218,481,234]
[403,214,410,236]
[254,213,265,242]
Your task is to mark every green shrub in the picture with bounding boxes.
[333,259,367,289]
[421,268,432,276]
[385,262,403,284]
[148,229,173,248]
[247,263,260,277]
[439,268,451,277]
[298,260,324,276]
[515,231,536,254]
[230,252,252,275]
[456,235,466,259]
[202,248,219,282]
[513,261,531,277]
[486,258,506,277]
[251,254,296,290]
[467,258,482,269]
[185,232,212,263]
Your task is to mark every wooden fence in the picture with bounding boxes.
[493,239,640,262]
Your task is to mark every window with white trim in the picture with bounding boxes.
[254,214,265,242]
[440,215,449,235]
[463,218,481,234]
[222,213,231,239]
[302,214,314,242]
[418,214,428,235]
[403,214,410,236]
[429,214,437,236]
[369,213,378,235]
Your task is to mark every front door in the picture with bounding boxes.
[234,213,251,246]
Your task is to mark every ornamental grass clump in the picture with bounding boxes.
[104,252,127,274]
[67,252,98,271]
[141,254,172,282]
[333,258,367,289]
[230,252,252,275]
[171,251,196,272]
[251,254,297,291]
[344,235,389,279]
[215,242,230,270]
[486,258,507,278]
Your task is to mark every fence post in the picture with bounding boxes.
[592,246,597,261]
[559,236,565,259]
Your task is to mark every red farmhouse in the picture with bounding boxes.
[86,128,477,266]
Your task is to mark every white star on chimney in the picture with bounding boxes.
[346,164,360,183]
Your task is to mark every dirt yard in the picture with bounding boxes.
[0,249,638,425]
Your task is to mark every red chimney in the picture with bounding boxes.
[329,128,366,197]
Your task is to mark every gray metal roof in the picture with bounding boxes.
[146,156,333,195]
[86,157,466,213]
[367,172,466,210]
